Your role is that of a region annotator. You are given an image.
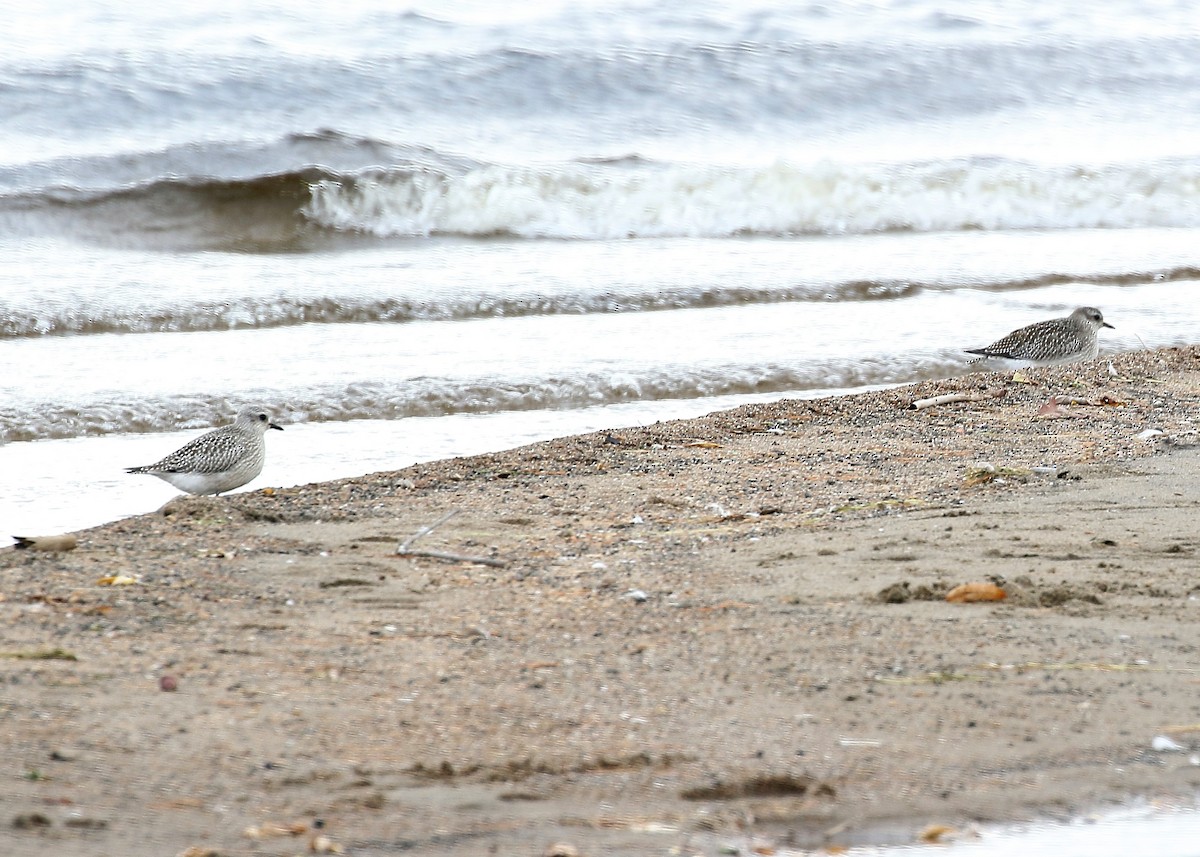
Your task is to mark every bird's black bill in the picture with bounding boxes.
[269,422,284,431]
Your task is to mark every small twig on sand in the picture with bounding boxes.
[908,388,1006,411]
[395,510,507,568]
[395,548,507,568]
[398,509,460,552]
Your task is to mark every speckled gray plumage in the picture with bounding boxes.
[126,408,283,495]
[966,306,1114,366]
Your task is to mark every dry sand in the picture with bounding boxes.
[3,346,1200,857]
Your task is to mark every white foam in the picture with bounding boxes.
[806,800,1200,857]
[304,158,1200,240]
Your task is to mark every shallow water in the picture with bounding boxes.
[4,249,1200,541]
[811,799,1200,857]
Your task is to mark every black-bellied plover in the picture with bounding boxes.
[965,306,1114,366]
[126,407,283,495]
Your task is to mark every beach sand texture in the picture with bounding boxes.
[3,347,1200,856]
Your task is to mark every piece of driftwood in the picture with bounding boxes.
[908,388,1006,410]
[12,534,78,552]
[395,548,507,568]
[395,510,507,568]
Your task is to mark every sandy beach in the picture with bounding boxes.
[4,346,1200,857]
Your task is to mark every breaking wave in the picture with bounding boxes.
[2,267,1194,339]
[303,157,1200,239]
[7,148,1200,251]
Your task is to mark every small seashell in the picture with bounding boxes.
[1152,735,1186,752]
[96,574,138,586]
[543,843,580,857]
[244,821,308,839]
[945,582,1006,603]
[919,824,957,843]
[309,834,344,854]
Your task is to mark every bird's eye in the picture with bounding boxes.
[258,413,267,422]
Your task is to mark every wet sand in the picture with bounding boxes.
[3,347,1200,857]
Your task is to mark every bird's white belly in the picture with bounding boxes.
[157,468,255,495]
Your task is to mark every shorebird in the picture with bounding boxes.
[965,306,1114,366]
[126,407,283,495]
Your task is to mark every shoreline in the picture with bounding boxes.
[4,346,1200,856]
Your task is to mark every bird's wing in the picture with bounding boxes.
[154,429,249,473]
[966,318,1063,360]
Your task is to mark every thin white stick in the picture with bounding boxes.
[394,509,507,567]
[397,509,460,552]
[908,389,1004,411]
